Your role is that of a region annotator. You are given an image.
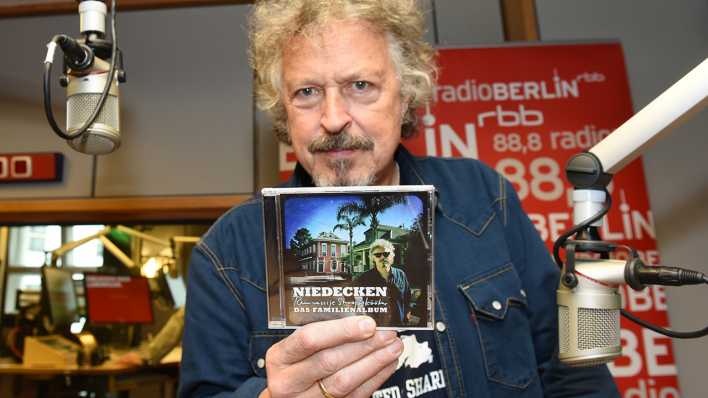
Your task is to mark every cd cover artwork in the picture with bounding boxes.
[262,186,435,330]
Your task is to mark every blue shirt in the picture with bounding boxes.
[179,146,620,397]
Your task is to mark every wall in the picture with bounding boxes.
[0,5,254,198]
[536,1,708,396]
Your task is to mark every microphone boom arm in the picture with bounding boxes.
[590,58,708,175]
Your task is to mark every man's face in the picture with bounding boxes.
[281,20,405,186]
[371,246,394,276]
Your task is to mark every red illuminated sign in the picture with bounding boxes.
[0,153,63,183]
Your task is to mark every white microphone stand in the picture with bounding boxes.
[555,57,708,366]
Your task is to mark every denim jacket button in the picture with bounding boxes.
[257,358,265,369]
[435,321,447,332]
[492,300,502,311]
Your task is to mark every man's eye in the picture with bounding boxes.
[352,81,370,90]
[296,87,319,97]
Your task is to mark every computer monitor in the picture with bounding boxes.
[164,274,186,309]
[42,267,80,331]
[83,274,153,324]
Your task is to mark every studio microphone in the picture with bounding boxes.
[44,0,125,155]
[557,258,623,367]
[557,256,707,367]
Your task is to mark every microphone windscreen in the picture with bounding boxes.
[66,73,120,155]
[557,287,622,367]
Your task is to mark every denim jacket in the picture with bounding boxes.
[179,146,620,398]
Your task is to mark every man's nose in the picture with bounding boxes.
[321,89,352,134]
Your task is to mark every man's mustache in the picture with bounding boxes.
[308,132,375,153]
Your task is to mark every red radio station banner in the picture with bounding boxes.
[0,152,63,183]
[279,42,680,397]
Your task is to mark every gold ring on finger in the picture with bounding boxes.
[318,379,337,398]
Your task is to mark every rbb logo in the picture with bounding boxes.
[0,155,33,180]
[477,104,544,127]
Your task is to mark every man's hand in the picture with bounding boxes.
[115,351,145,367]
[260,316,402,398]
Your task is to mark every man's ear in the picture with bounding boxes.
[274,121,292,145]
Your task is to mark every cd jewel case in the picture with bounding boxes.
[262,185,435,330]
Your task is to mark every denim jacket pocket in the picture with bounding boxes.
[458,264,536,389]
[249,331,290,377]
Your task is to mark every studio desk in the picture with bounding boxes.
[0,360,179,398]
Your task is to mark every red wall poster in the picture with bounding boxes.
[279,42,681,397]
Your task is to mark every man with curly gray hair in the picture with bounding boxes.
[249,0,435,187]
[180,1,620,397]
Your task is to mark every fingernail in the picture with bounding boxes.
[388,339,402,355]
[382,331,397,344]
[359,317,376,333]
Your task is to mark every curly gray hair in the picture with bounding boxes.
[370,238,395,260]
[248,0,437,143]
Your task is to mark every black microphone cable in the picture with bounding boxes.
[43,0,118,141]
[621,308,708,339]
